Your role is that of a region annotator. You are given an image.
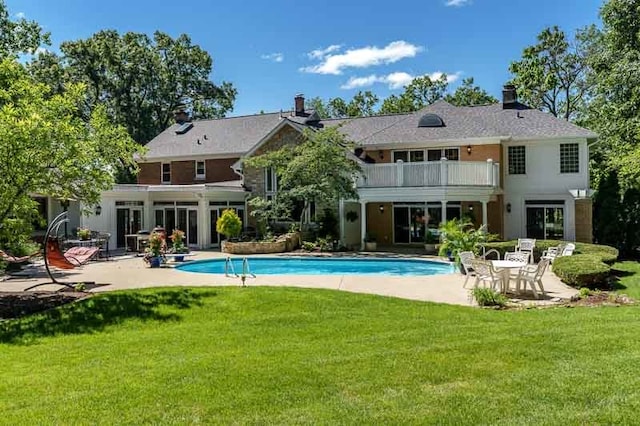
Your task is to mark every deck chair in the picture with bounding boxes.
[515,238,536,263]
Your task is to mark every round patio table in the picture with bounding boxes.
[492,260,527,293]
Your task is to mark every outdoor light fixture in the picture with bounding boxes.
[95,205,102,216]
[379,204,385,214]
[379,150,384,159]
[506,203,512,213]
[467,145,472,155]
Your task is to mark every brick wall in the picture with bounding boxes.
[461,144,501,162]
[138,162,161,184]
[137,158,240,185]
[575,198,593,243]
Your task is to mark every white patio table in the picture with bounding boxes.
[492,260,527,294]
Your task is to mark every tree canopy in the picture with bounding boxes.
[0,59,141,246]
[509,25,595,121]
[0,1,50,60]
[28,30,237,145]
[245,126,362,228]
[380,74,449,114]
[443,77,498,106]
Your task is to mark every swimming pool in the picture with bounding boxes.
[176,257,455,276]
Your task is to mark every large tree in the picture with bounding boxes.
[444,77,498,106]
[0,1,50,60]
[28,30,236,145]
[245,127,361,228]
[306,91,379,119]
[379,74,449,114]
[509,25,596,121]
[0,59,141,247]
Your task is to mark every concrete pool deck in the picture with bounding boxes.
[0,251,578,306]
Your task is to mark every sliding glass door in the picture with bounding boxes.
[393,205,426,244]
[526,201,565,239]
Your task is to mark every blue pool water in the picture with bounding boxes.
[176,257,454,276]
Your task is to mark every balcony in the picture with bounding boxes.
[357,160,500,188]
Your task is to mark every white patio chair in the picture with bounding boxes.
[516,238,536,263]
[515,258,550,299]
[503,251,531,291]
[541,243,566,262]
[561,243,575,257]
[459,251,476,288]
[470,259,504,292]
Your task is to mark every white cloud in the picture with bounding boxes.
[301,41,423,75]
[307,44,342,60]
[35,47,49,55]
[15,12,25,19]
[445,0,472,6]
[261,52,284,63]
[341,71,462,90]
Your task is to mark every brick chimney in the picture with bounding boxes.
[502,84,517,109]
[294,94,305,116]
[174,107,190,124]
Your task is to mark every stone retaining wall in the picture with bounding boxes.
[221,232,301,254]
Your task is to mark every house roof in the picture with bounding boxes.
[141,101,597,161]
[326,101,597,146]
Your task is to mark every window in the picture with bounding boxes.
[265,167,277,196]
[195,160,206,179]
[427,148,459,161]
[560,143,579,173]
[525,200,565,239]
[508,146,526,175]
[394,148,459,163]
[161,163,171,183]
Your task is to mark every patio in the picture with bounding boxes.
[0,251,578,306]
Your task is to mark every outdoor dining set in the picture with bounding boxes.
[460,239,576,299]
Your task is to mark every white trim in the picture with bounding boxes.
[138,153,244,163]
[361,137,505,150]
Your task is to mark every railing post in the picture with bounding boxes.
[486,159,494,186]
[396,160,404,187]
[440,157,448,186]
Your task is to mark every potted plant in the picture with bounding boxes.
[77,227,91,241]
[438,219,493,271]
[169,229,189,261]
[216,209,242,252]
[363,232,377,251]
[143,231,165,268]
[424,229,438,254]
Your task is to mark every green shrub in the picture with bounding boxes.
[471,287,508,307]
[483,240,619,264]
[579,287,591,298]
[216,209,242,240]
[438,219,495,262]
[552,254,611,288]
[302,241,316,252]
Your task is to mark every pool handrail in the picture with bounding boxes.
[242,257,256,278]
[224,256,238,277]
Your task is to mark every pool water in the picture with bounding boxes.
[176,257,455,276]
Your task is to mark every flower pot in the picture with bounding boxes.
[364,241,377,251]
[424,243,437,255]
[174,255,184,262]
[149,256,161,268]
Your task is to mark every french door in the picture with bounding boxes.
[153,202,199,247]
[115,201,144,248]
[393,205,426,244]
[525,201,565,240]
[209,203,245,247]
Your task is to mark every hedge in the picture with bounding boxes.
[483,240,619,264]
[482,240,619,288]
[552,254,611,288]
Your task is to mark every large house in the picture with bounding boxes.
[73,85,595,250]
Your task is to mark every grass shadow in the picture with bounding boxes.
[0,289,217,345]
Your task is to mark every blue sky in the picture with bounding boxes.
[8,0,603,116]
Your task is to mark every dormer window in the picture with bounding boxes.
[161,163,171,184]
[195,160,206,180]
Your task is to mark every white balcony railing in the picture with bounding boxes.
[357,159,500,188]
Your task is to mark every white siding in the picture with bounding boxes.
[502,138,590,241]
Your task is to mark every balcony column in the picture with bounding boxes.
[360,200,367,250]
[441,200,447,226]
[396,159,404,186]
[481,200,488,229]
[440,157,448,186]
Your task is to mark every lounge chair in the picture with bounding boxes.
[541,243,575,263]
[0,249,40,264]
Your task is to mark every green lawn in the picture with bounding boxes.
[2,287,640,424]
[613,261,640,298]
